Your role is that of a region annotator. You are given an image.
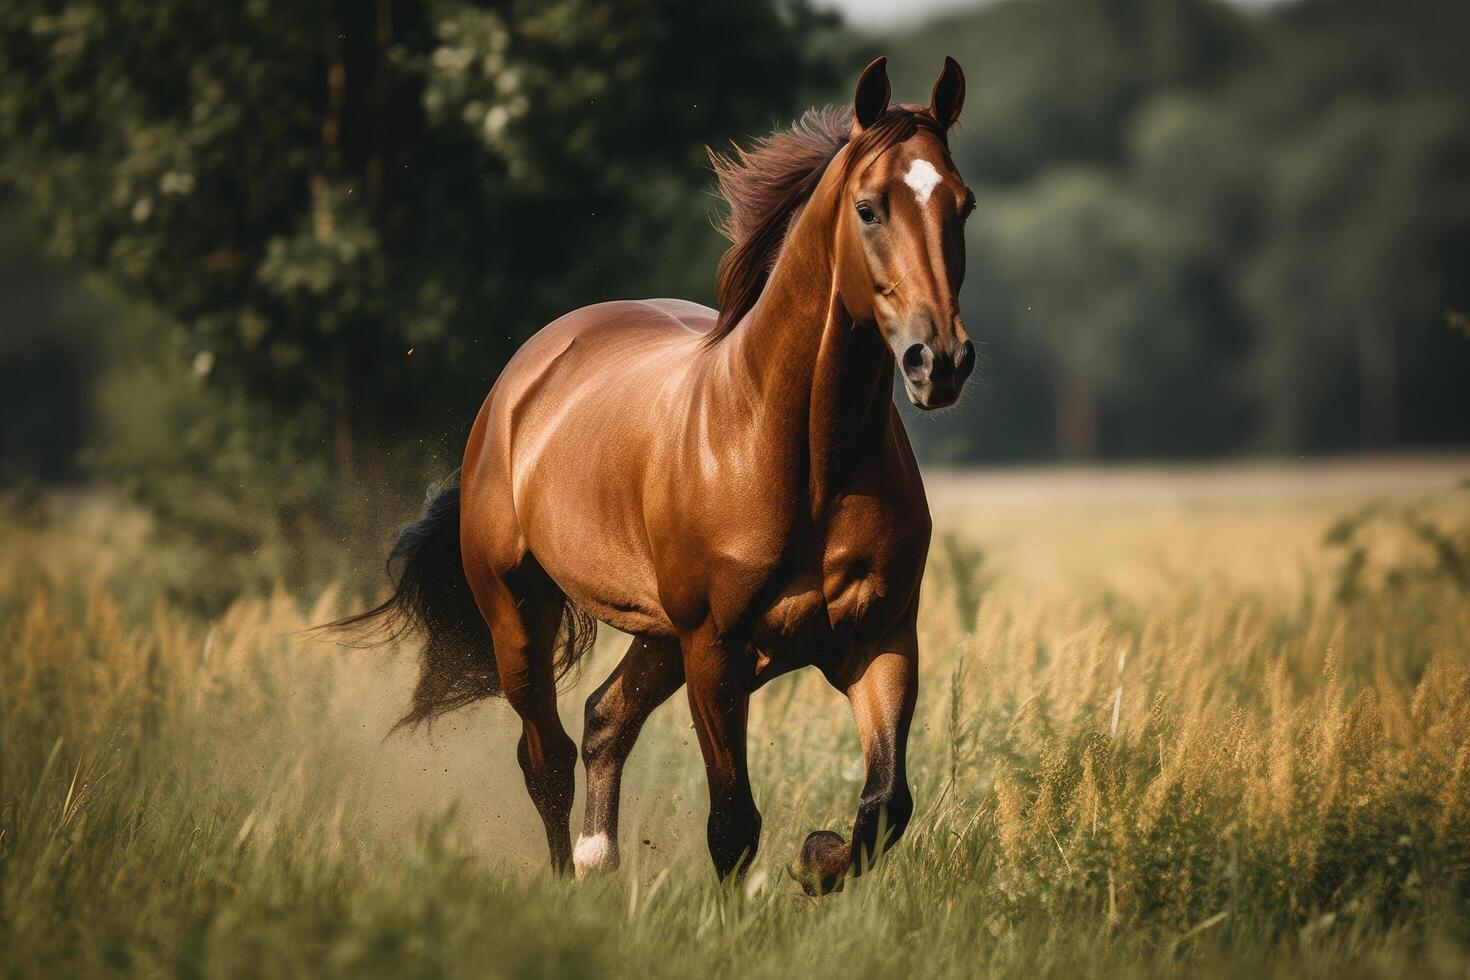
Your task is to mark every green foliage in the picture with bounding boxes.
[890,0,1470,459]
[978,166,1240,457]
[0,200,96,483]
[0,0,839,609]
[0,0,832,406]
[5,0,1470,602]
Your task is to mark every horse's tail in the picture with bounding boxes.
[320,476,493,728]
[321,473,596,729]
[323,476,494,728]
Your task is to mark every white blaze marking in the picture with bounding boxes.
[573,833,613,877]
[902,158,943,206]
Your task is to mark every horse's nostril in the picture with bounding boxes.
[893,345,929,382]
[899,345,923,376]
[955,339,976,382]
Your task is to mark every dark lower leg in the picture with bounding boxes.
[683,630,760,880]
[794,643,917,895]
[486,571,578,876]
[794,749,912,893]
[577,636,684,875]
[513,694,578,874]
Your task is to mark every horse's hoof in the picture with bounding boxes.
[787,830,848,896]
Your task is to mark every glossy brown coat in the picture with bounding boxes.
[361,57,973,890]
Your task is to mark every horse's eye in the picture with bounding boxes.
[856,200,878,224]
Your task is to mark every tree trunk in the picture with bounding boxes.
[1355,315,1397,449]
[1052,362,1099,460]
[322,7,354,482]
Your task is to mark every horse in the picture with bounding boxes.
[334,56,974,895]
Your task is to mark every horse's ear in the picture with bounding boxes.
[929,56,965,131]
[853,56,890,131]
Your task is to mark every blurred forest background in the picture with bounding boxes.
[2,0,1468,610]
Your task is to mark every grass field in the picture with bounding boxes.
[3,457,1470,978]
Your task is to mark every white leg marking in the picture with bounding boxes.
[573,832,614,877]
[903,158,942,206]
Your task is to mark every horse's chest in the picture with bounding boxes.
[751,554,908,672]
[830,549,899,626]
[753,501,926,655]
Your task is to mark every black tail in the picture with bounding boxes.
[322,474,595,729]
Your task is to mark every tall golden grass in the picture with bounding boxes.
[2,470,1468,977]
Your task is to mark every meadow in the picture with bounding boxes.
[2,458,1469,979]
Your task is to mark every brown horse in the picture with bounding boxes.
[337,56,973,894]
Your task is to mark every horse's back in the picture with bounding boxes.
[486,299,704,407]
[623,298,717,336]
[487,297,716,439]
[528,298,712,356]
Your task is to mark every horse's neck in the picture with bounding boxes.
[721,182,894,519]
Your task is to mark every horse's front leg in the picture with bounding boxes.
[793,611,918,895]
[683,625,762,880]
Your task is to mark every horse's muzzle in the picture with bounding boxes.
[900,337,974,410]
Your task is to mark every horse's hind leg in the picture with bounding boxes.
[576,635,684,876]
[475,563,579,874]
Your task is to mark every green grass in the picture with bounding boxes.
[2,470,1469,978]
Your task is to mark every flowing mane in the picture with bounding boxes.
[706,104,946,344]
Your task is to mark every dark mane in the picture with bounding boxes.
[706,104,945,344]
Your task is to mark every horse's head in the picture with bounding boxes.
[835,57,974,411]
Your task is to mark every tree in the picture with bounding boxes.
[0,0,837,607]
[890,0,1470,461]
[978,167,1241,458]
[1124,0,1470,453]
